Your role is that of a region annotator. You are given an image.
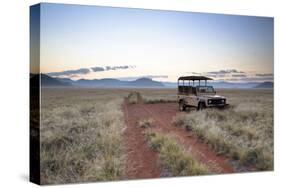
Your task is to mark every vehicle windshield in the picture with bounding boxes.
[196,86,215,93]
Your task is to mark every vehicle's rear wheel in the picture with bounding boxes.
[197,102,205,111]
[179,101,186,111]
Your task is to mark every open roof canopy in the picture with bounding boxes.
[178,76,213,81]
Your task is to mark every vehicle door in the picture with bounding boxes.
[187,87,198,106]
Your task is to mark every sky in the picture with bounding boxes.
[36,3,273,82]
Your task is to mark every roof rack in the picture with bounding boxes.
[178,76,213,87]
[178,76,213,81]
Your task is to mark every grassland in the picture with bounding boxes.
[40,88,128,184]
[39,88,273,184]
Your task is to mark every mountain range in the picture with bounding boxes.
[30,74,273,89]
[31,74,164,88]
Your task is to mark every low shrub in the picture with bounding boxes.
[138,118,154,128]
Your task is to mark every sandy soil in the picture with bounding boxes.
[123,98,161,179]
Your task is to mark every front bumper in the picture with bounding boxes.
[207,98,227,107]
[207,103,229,108]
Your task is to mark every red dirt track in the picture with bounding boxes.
[123,98,161,179]
[122,99,235,179]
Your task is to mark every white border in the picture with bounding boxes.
[0,0,279,188]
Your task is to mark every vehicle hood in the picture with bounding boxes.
[199,94,225,99]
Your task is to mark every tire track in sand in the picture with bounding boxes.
[140,103,235,174]
[122,98,161,179]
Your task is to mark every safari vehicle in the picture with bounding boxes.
[177,76,228,111]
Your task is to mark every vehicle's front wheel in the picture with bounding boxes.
[179,101,186,111]
[197,102,205,111]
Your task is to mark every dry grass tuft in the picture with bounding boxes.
[127,92,142,104]
[138,118,154,128]
[145,131,209,176]
[144,99,177,104]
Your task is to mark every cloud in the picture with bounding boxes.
[256,73,273,77]
[186,69,273,83]
[215,72,273,82]
[47,68,91,77]
[47,65,135,77]
[91,67,105,72]
[206,69,244,75]
[187,69,245,77]
[92,65,133,72]
[205,74,227,78]
[221,77,273,82]
[231,74,247,78]
[106,65,130,71]
[201,69,249,79]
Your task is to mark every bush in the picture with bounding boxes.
[138,118,154,128]
[144,99,177,104]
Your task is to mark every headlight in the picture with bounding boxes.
[208,100,212,104]
[221,99,225,103]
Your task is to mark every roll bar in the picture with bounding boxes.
[177,76,213,87]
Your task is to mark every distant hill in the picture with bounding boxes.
[56,77,75,84]
[55,76,164,88]
[128,78,164,87]
[30,74,71,87]
[41,74,71,87]
[75,78,125,87]
[73,77,164,88]
[254,82,273,88]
